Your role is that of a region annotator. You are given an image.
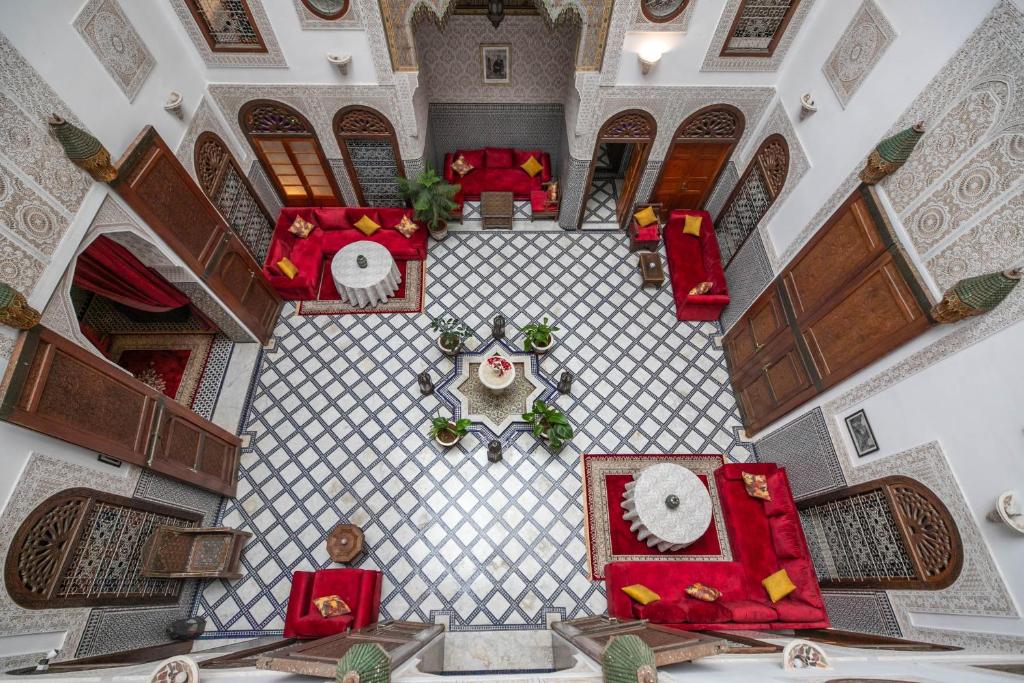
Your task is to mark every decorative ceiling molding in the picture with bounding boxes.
[631,0,694,32]
[73,0,155,102]
[823,0,897,108]
[291,0,362,29]
[168,0,286,68]
[701,0,817,73]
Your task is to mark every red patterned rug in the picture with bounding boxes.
[109,334,214,407]
[582,453,733,580]
[297,259,425,315]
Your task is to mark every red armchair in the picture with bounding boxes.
[663,210,730,321]
[283,568,383,639]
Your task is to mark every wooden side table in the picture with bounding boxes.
[638,252,664,288]
[481,191,514,230]
[327,524,364,563]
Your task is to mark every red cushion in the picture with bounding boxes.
[378,208,408,229]
[485,147,515,168]
[769,514,805,561]
[636,225,659,241]
[530,190,554,212]
[773,598,825,623]
[719,599,778,623]
[635,600,687,622]
[682,599,731,623]
[763,471,796,517]
[313,208,350,231]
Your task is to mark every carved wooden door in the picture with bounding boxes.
[257,622,443,678]
[653,142,733,211]
[733,341,815,430]
[722,285,790,377]
[552,616,724,666]
[113,126,282,344]
[0,327,241,497]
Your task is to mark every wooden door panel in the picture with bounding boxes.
[783,195,886,320]
[206,234,283,344]
[801,258,928,389]
[0,328,156,465]
[735,343,815,433]
[723,286,788,374]
[150,399,240,497]
[653,142,731,211]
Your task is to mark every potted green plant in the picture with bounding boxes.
[429,414,471,448]
[522,399,573,452]
[431,315,472,356]
[396,168,460,239]
[522,316,560,353]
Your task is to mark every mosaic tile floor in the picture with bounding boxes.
[196,231,753,636]
[582,179,620,227]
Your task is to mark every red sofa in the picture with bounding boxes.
[283,568,383,639]
[605,463,829,631]
[443,147,553,219]
[663,210,730,321]
[263,207,428,300]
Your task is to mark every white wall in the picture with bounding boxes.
[766,0,1000,259]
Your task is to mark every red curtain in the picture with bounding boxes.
[73,236,190,313]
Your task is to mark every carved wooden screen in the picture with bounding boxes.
[195,131,274,262]
[113,126,283,344]
[598,109,656,142]
[797,476,963,590]
[333,106,405,206]
[652,104,744,213]
[5,488,201,609]
[721,0,802,57]
[552,616,725,665]
[0,326,241,496]
[183,0,267,52]
[241,100,342,207]
[716,133,789,267]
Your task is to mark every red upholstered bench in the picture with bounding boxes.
[605,463,829,631]
[663,210,730,321]
[283,568,383,639]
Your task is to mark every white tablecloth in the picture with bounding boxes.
[621,462,712,552]
[330,241,401,307]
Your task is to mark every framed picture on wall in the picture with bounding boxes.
[845,409,879,457]
[482,44,510,84]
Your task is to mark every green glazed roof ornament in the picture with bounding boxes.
[953,268,1022,311]
[48,114,103,161]
[335,643,390,683]
[876,121,925,164]
[602,634,658,683]
[0,282,16,308]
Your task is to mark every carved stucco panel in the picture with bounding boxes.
[822,0,897,108]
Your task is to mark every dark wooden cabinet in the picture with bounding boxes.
[112,126,282,344]
[0,327,241,497]
[724,187,932,434]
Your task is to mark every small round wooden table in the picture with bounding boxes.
[327,524,364,563]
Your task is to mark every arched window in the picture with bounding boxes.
[333,106,405,207]
[797,476,963,591]
[182,0,267,53]
[640,0,689,24]
[301,0,349,19]
[652,104,744,214]
[5,488,201,609]
[240,100,342,207]
[195,131,274,261]
[716,133,788,266]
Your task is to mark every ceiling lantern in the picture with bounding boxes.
[487,0,504,28]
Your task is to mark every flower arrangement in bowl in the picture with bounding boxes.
[521,399,573,452]
[431,315,472,356]
[522,316,560,353]
[485,354,512,377]
[429,414,471,447]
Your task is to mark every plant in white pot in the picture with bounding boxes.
[522,316,560,353]
[397,168,460,239]
[522,399,573,452]
[429,415,471,448]
[431,315,472,356]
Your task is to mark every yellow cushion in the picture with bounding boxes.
[634,206,658,227]
[354,214,381,236]
[621,584,660,605]
[521,155,544,178]
[683,214,702,237]
[276,257,299,280]
[762,569,797,603]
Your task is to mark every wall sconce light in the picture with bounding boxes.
[637,48,662,76]
[327,52,352,76]
[164,91,184,120]
[799,93,818,120]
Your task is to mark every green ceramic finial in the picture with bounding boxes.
[48,114,103,161]
[953,269,1021,311]
[877,122,925,164]
[602,634,658,683]
[335,643,391,683]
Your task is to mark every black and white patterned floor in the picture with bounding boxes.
[582,179,620,227]
[195,231,753,636]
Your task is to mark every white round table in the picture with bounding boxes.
[478,353,516,392]
[622,463,712,552]
[330,241,400,307]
